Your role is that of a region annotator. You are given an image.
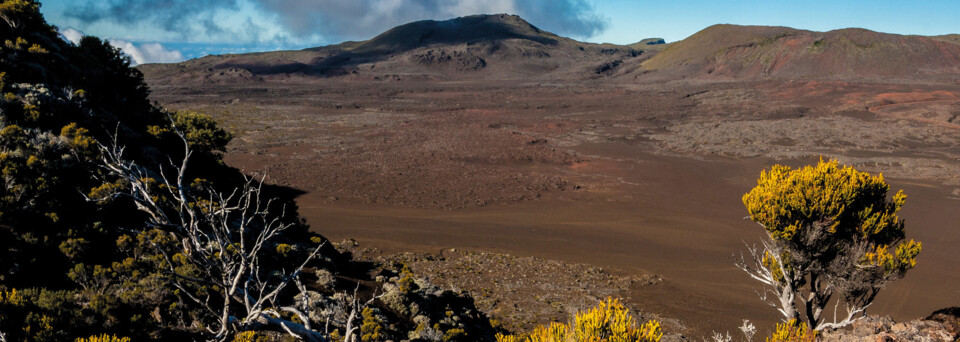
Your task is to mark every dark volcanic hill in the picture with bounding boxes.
[139,14,647,82]
[141,17,960,83]
[639,24,960,79]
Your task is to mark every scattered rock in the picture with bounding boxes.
[820,313,958,342]
[344,244,683,339]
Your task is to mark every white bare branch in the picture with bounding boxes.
[739,319,756,342]
[735,241,798,322]
[738,234,878,330]
[94,120,329,341]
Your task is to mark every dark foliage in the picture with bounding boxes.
[0,1,497,341]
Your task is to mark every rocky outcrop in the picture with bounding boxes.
[640,38,666,45]
[820,309,960,342]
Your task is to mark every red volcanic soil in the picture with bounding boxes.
[139,17,960,338]
[869,91,960,129]
[764,81,960,129]
[145,77,960,337]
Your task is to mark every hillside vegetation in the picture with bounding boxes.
[0,1,500,341]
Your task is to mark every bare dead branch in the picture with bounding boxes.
[95,119,330,341]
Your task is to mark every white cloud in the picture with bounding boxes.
[58,27,185,65]
[445,0,516,17]
[59,27,85,45]
[65,0,606,44]
[253,0,606,40]
[108,39,185,65]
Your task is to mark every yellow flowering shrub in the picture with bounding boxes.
[75,334,131,342]
[742,159,920,276]
[766,319,816,342]
[231,331,270,342]
[60,123,95,150]
[0,0,40,30]
[360,307,386,342]
[496,297,662,342]
[741,159,922,329]
[27,43,47,54]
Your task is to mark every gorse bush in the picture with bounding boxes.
[743,159,913,251]
[74,334,131,342]
[739,159,921,330]
[765,319,816,342]
[230,331,270,342]
[360,307,386,342]
[496,297,662,342]
[147,110,232,157]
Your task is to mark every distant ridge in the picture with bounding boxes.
[640,24,960,79]
[139,14,648,81]
[139,17,960,82]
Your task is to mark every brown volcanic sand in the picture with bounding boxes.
[148,77,960,337]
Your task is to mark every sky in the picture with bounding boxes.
[39,0,960,65]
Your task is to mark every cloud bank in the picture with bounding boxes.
[58,27,185,65]
[255,0,607,40]
[107,40,185,66]
[59,27,84,45]
[67,0,247,42]
[64,0,608,44]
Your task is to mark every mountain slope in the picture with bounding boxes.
[140,18,960,83]
[139,14,649,81]
[324,13,563,54]
[640,24,960,79]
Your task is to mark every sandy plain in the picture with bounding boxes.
[146,76,960,337]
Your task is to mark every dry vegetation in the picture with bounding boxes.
[339,241,681,336]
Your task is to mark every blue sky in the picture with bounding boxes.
[40,0,960,64]
[590,0,960,44]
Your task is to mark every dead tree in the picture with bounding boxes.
[94,125,327,341]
